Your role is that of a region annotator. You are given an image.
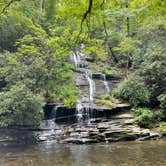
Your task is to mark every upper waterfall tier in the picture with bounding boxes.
[71,51,112,109]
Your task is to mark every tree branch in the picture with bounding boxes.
[76,0,93,43]
[1,0,20,14]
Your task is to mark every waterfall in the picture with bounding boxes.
[73,50,85,123]
[40,105,59,130]
[72,50,96,123]
[73,54,78,67]
[85,71,96,102]
[53,106,59,121]
[102,74,110,94]
[39,119,58,131]
[72,51,81,68]
[76,100,83,123]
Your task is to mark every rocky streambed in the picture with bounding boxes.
[35,112,163,144]
[61,114,161,144]
[0,112,164,146]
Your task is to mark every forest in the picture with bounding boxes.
[0,0,165,130]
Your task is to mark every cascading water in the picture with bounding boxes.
[72,50,96,123]
[39,119,58,131]
[70,49,112,124]
[102,74,110,94]
[40,106,59,130]
[72,51,82,68]
[84,71,96,123]
[73,51,85,123]
[73,54,78,67]
[52,106,59,121]
[76,100,83,123]
[85,71,96,102]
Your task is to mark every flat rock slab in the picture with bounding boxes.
[114,113,134,119]
[59,117,162,144]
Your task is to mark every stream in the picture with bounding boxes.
[0,134,165,166]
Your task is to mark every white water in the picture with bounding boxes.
[76,100,83,123]
[39,119,57,131]
[53,105,59,121]
[73,54,78,67]
[102,74,110,94]
[72,50,96,123]
[85,71,96,102]
[72,51,82,67]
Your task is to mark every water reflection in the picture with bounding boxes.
[0,138,166,166]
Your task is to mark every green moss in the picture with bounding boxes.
[102,68,119,77]
[96,99,113,108]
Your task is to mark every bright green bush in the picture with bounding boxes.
[64,96,78,108]
[96,99,113,108]
[113,75,150,106]
[102,68,119,77]
[132,108,154,128]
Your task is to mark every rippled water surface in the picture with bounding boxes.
[0,135,166,166]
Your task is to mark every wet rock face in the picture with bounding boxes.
[44,51,131,122]
[52,112,162,144]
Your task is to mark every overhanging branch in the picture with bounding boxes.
[76,0,93,43]
[1,0,20,14]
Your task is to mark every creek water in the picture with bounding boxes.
[0,131,165,166]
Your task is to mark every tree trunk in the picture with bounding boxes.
[125,0,132,75]
[125,0,130,37]
[40,0,45,12]
[103,22,118,64]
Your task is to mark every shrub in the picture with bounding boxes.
[157,93,166,109]
[113,75,150,106]
[0,84,44,126]
[157,94,166,120]
[102,68,119,77]
[153,110,164,121]
[96,99,113,108]
[139,60,166,106]
[64,96,78,108]
[132,108,154,128]
[101,94,111,100]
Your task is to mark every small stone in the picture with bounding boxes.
[38,136,48,141]
[115,113,134,119]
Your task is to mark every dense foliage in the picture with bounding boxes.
[0,0,165,126]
